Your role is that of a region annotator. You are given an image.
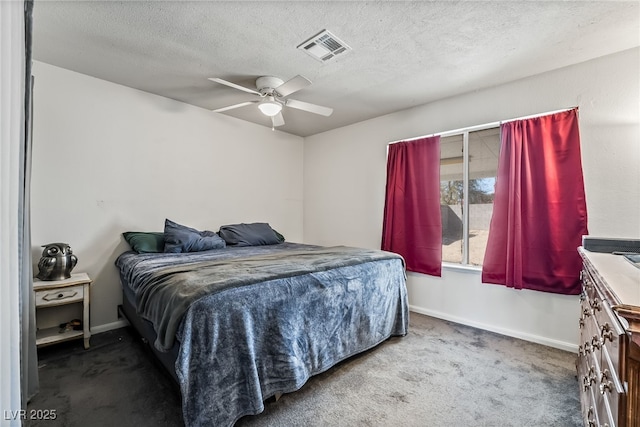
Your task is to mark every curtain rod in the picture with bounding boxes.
[388,106,577,145]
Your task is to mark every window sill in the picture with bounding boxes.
[441,262,482,274]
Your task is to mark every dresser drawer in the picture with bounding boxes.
[581,350,601,396]
[35,284,84,307]
[599,351,625,426]
[581,306,603,359]
[582,269,599,302]
[595,302,625,378]
[593,386,617,427]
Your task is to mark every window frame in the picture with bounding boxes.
[436,122,501,268]
[390,108,574,273]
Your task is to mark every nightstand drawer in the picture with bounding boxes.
[35,284,84,307]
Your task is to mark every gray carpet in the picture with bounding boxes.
[27,313,582,426]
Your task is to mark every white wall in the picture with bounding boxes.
[31,48,640,350]
[31,61,304,331]
[303,48,640,352]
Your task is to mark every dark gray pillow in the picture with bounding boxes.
[163,219,226,253]
[218,222,282,246]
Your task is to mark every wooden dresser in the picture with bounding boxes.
[578,248,640,427]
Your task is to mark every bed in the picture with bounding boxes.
[115,230,408,427]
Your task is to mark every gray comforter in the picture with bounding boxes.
[116,243,408,427]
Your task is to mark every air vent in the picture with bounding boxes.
[297,30,352,63]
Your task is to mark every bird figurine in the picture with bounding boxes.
[36,243,78,281]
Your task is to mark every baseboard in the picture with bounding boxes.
[409,305,578,353]
[93,309,577,352]
[91,319,129,335]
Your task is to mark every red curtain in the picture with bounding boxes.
[382,137,442,276]
[482,109,588,294]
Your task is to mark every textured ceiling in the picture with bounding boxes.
[32,1,640,137]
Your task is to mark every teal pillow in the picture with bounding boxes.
[123,232,165,253]
[273,229,285,242]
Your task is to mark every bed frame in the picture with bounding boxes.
[118,286,179,384]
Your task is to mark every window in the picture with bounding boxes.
[440,127,500,266]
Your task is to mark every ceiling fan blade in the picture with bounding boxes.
[212,101,257,113]
[274,75,311,97]
[271,112,285,127]
[286,99,333,117]
[208,78,261,95]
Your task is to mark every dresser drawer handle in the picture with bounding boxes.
[600,323,615,342]
[42,290,78,302]
[587,406,596,426]
[591,335,601,350]
[590,299,601,311]
[582,375,593,391]
[600,381,612,395]
[583,367,596,391]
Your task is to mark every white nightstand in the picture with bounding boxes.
[33,272,93,349]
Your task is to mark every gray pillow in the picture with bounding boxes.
[218,222,282,246]
[163,219,226,253]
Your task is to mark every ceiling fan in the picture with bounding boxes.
[208,75,333,129]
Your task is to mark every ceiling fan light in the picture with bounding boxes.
[258,100,282,117]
